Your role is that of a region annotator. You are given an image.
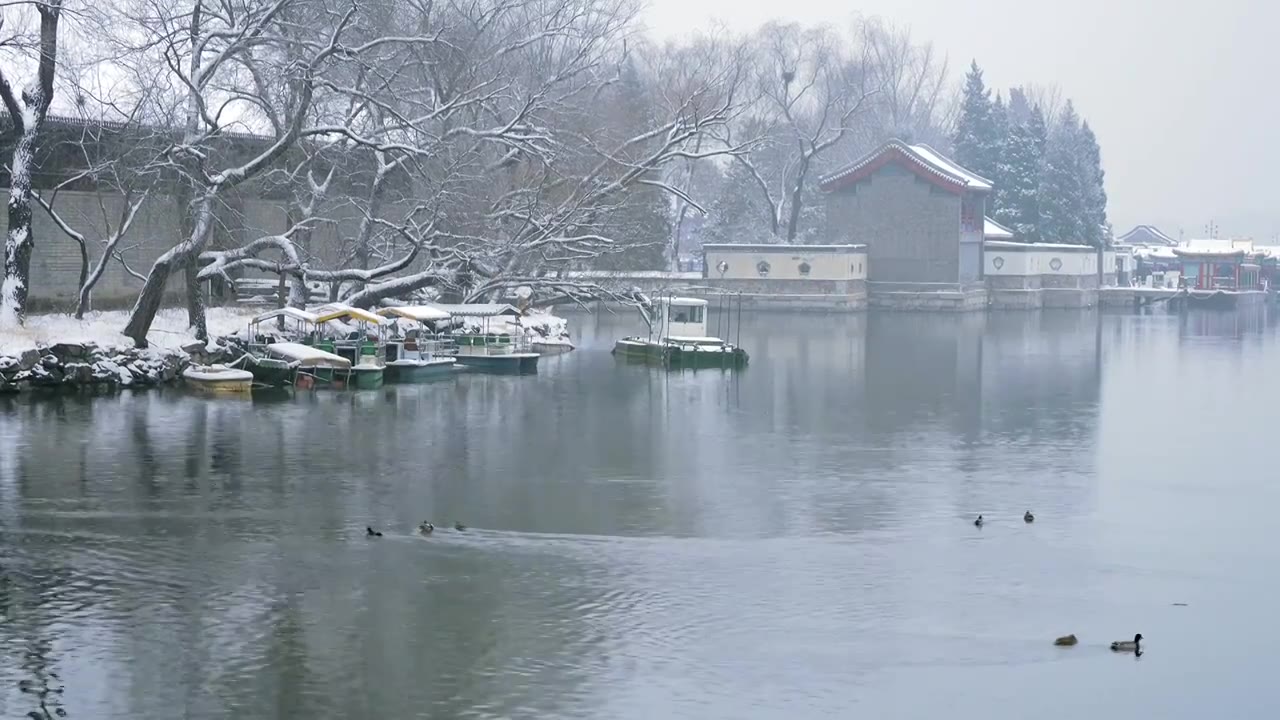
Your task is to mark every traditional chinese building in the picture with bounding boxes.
[820,140,991,288]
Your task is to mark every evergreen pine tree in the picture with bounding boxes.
[952,61,999,181]
[989,93,1009,217]
[1037,101,1086,244]
[1078,120,1109,247]
[993,115,1041,241]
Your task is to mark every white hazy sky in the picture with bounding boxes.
[642,0,1279,242]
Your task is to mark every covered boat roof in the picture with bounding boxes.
[377,305,452,322]
[251,307,319,325]
[661,297,708,307]
[266,342,352,368]
[427,303,521,318]
[312,304,386,325]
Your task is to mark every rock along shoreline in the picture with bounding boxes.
[0,341,234,395]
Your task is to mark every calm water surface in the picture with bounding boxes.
[2,309,1279,719]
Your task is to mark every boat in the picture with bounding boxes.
[182,364,254,396]
[429,304,540,374]
[517,310,575,354]
[612,296,748,370]
[375,306,459,382]
[244,307,323,387]
[311,304,388,389]
[265,342,352,390]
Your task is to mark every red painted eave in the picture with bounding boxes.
[820,147,970,195]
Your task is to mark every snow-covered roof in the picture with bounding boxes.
[820,140,993,194]
[378,306,452,322]
[428,303,521,318]
[251,307,319,325]
[909,144,993,191]
[266,342,352,368]
[983,217,1015,240]
[1116,225,1177,246]
[702,243,867,253]
[984,240,1097,251]
[661,297,708,307]
[1172,246,1246,258]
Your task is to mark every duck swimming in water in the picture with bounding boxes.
[366,527,383,537]
[974,515,984,527]
[1111,633,1143,652]
[454,521,467,531]
[1024,511,1035,523]
[418,522,435,535]
[1054,634,1078,646]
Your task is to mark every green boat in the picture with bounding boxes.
[611,297,749,370]
[376,306,460,382]
[428,304,541,374]
[312,305,388,390]
[246,307,325,387]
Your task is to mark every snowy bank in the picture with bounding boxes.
[0,308,257,394]
[0,307,258,356]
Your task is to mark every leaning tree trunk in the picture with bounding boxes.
[184,256,208,341]
[123,196,216,347]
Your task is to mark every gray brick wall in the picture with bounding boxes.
[824,163,962,284]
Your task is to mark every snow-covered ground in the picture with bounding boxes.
[0,307,260,356]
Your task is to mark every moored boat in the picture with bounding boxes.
[182,364,254,396]
[266,342,352,389]
[429,304,540,374]
[376,306,459,382]
[311,304,388,389]
[612,296,748,370]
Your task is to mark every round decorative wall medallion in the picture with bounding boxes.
[992,256,1005,270]
[756,260,771,277]
[716,260,729,276]
[1049,257,1063,271]
[798,261,812,276]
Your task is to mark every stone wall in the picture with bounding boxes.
[825,163,962,284]
[0,185,377,311]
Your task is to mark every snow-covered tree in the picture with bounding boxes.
[0,0,63,326]
[1037,101,1086,244]
[952,61,999,182]
[1078,120,1109,247]
[701,159,768,246]
[992,101,1044,241]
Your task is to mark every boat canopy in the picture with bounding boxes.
[661,297,708,308]
[377,305,453,322]
[427,303,521,318]
[251,307,320,325]
[182,366,254,382]
[266,342,352,368]
[313,305,386,325]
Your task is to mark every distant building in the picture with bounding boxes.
[821,140,991,287]
[1115,225,1177,247]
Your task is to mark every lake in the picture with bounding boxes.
[1,308,1278,719]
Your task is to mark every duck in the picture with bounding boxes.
[418,522,435,535]
[1110,633,1143,652]
[454,521,467,531]
[974,515,984,527]
[366,527,383,537]
[1053,634,1078,646]
[1024,511,1035,523]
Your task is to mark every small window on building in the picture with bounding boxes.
[756,260,771,277]
[798,261,811,276]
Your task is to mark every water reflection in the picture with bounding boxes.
[1,307,1278,718]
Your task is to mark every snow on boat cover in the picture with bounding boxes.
[266,342,352,368]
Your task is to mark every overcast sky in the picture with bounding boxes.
[642,0,1279,242]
